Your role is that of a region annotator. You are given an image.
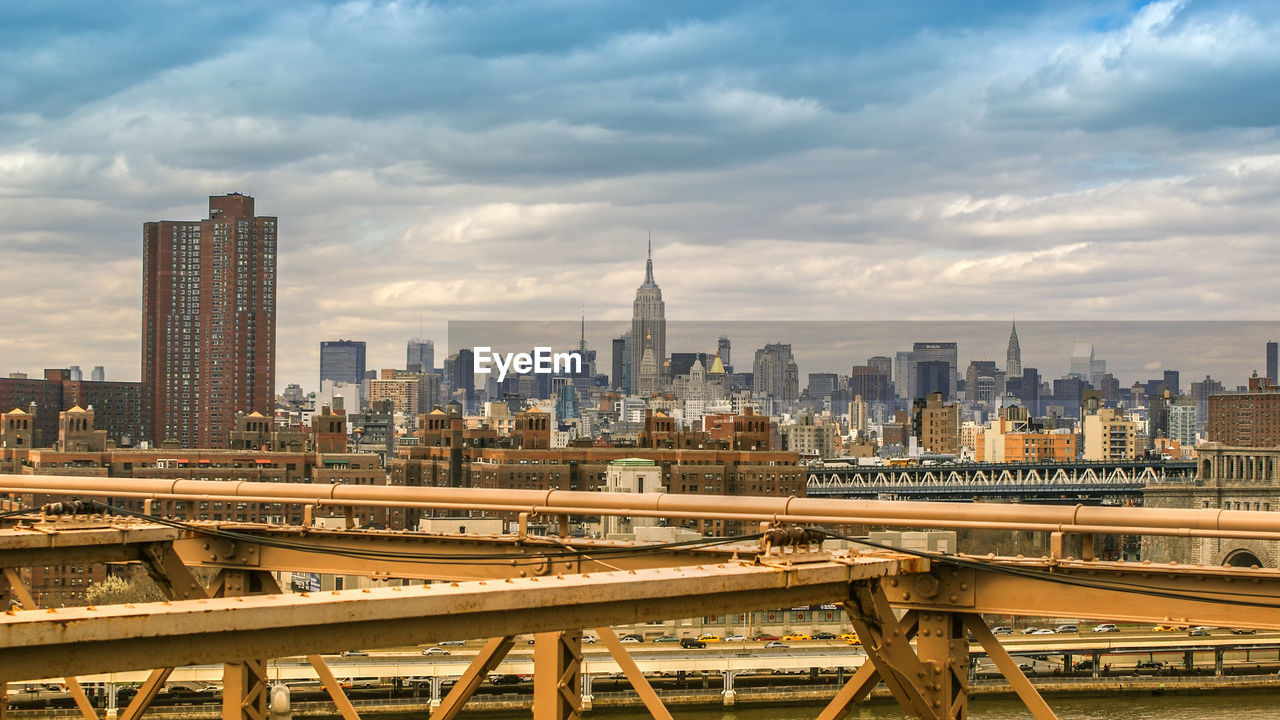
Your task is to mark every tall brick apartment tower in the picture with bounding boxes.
[143,194,277,448]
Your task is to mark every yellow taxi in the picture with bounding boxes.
[1151,625,1178,632]
[845,635,862,646]
[838,632,857,640]
[696,633,722,642]
[781,633,811,642]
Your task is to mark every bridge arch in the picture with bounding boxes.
[1218,544,1271,569]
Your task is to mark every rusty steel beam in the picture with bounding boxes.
[170,524,741,581]
[223,660,268,720]
[430,636,516,720]
[885,558,1280,630]
[253,570,359,720]
[816,616,919,720]
[0,521,180,568]
[307,655,362,720]
[533,631,581,720]
[1,568,99,720]
[0,558,908,682]
[845,590,937,718]
[961,615,1056,720]
[595,627,672,720]
[118,669,173,720]
[7,474,1280,540]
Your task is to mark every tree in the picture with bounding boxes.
[83,568,166,605]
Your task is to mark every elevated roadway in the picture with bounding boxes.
[805,459,1196,501]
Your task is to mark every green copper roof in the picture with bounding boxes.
[611,457,657,467]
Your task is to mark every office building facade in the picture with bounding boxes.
[320,340,366,389]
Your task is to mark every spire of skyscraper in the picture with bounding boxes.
[643,231,655,286]
[1006,316,1022,378]
[631,241,665,394]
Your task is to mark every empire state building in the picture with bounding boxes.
[630,243,666,395]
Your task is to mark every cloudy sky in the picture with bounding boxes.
[3,0,1279,390]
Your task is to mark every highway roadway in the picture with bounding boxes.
[16,628,1280,687]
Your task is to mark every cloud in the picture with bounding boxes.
[2,0,1280,391]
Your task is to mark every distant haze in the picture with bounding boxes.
[450,321,1280,389]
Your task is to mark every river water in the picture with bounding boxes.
[591,692,1280,719]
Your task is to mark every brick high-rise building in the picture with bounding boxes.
[1208,375,1280,448]
[0,369,145,446]
[143,193,276,448]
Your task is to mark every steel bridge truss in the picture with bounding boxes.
[2,475,1280,720]
[805,460,1195,499]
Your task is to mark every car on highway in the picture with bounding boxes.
[1231,628,1258,635]
[620,636,641,643]
[581,636,598,644]
[725,634,747,642]
[1135,660,1165,670]
[1020,627,1043,635]
[991,627,1013,635]
[1074,660,1095,671]
[440,640,467,646]
[845,636,862,646]
[696,633,722,642]
[754,634,780,641]
[1029,628,1054,635]
[489,674,524,685]
[422,647,450,656]
[653,635,680,643]
[781,633,811,641]
[813,631,836,640]
[1188,628,1211,637]
[1091,624,1119,633]
[838,632,857,640]
[340,650,368,657]
[1152,625,1178,632]
[764,641,790,649]
[1054,624,1079,633]
[680,638,707,649]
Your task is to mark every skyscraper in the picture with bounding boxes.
[143,193,276,448]
[611,333,630,391]
[1006,319,1021,377]
[629,242,666,394]
[717,336,732,370]
[753,343,799,402]
[320,340,367,387]
[407,338,434,373]
[447,348,475,411]
[894,351,913,401]
[1267,341,1278,385]
[911,342,958,401]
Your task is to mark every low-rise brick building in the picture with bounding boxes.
[390,407,802,536]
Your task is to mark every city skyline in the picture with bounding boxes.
[5,2,1280,390]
